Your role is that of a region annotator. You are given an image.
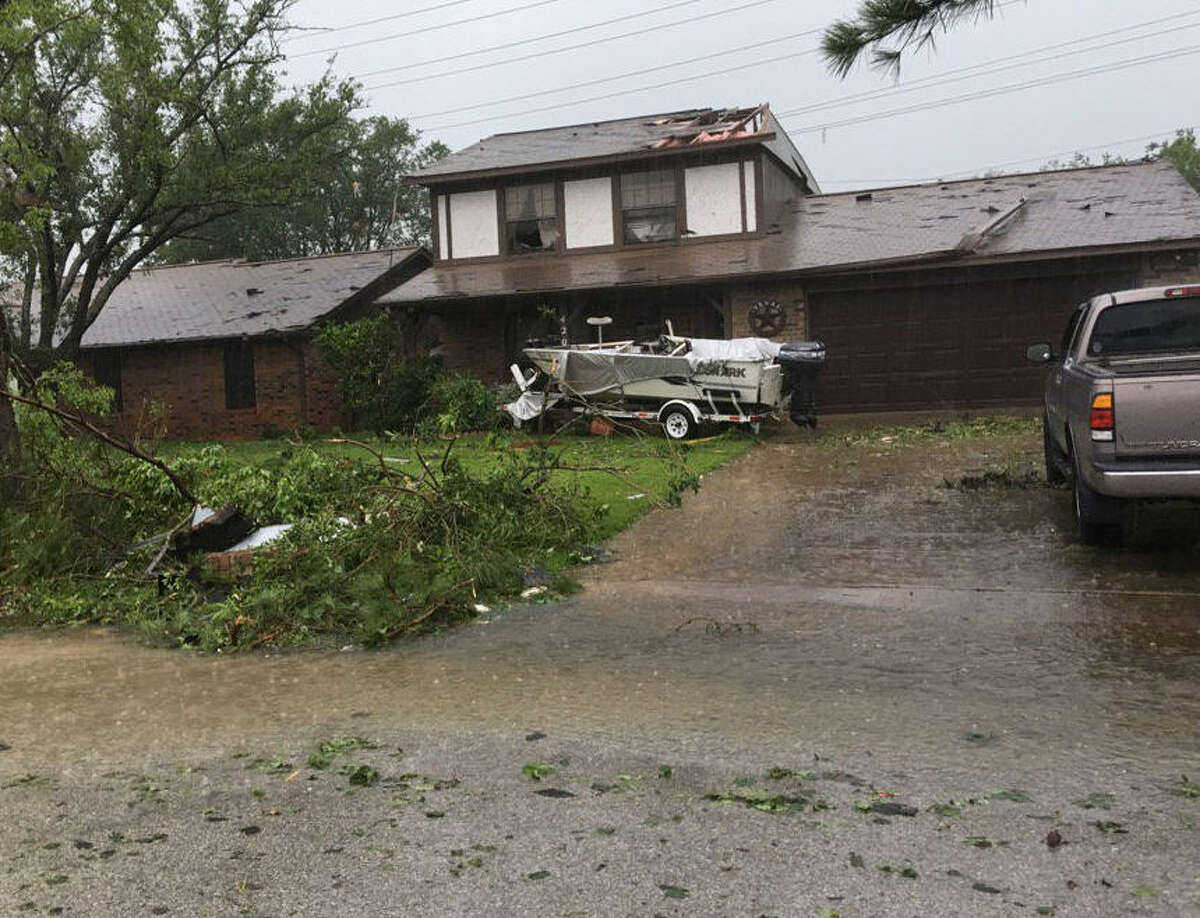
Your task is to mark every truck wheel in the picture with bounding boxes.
[1042,414,1067,485]
[1073,458,1122,545]
[661,406,695,441]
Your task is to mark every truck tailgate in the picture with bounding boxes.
[1114,373,1200,458]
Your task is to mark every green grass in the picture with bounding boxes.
[160,428,758,543]
[837,414,1039,449]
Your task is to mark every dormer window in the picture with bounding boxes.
[621,169,677,244]
[505,182,559,254]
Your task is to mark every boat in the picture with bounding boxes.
[506,327,826,438]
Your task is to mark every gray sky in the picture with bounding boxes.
[280,0,1199,191]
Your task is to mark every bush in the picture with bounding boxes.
[314,314,441,433]
[423,374,496,435]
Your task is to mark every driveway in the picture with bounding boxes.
[3,417,1200,917]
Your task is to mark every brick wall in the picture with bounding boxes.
[434,304,514,381]
[728,281,808,341]
[89,336,346,440]
[1138,248,1200,286]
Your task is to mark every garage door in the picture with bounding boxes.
[807,265,1137,413]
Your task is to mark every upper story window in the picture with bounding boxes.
[504,183,558,254]
[621,169,677,245]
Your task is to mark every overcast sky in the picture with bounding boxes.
[279,0,1199,191]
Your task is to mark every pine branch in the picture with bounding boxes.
[822,0,1001,78]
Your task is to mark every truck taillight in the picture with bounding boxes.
[1090,393,1114,441]
[1165,285,1200,297]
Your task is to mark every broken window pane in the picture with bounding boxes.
[621,169,677,244]
[505,183,558,254]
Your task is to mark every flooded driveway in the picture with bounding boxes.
[3,417,1200,916]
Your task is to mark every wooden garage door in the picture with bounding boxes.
[807,265,1137,413]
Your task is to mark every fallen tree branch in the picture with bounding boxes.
[386,576,475,641]
[0,389,196,504]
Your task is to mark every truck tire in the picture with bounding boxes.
[1073,457,1123,545]
[660,406,695,441]
[1043,413,1067,485]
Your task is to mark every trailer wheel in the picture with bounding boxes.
[661,406,695,441]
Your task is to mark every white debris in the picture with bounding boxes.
[227,523,294,551]
[520,586,547,599]
[472,603,491,613]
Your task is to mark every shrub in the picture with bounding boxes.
[314,315,441,433]
[423,374,496,435]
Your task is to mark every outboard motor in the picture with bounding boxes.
[776,341,826,428]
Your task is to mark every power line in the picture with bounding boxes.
[818,126,1197,188]
[778,9,1200,118]
[414,34,1200,135]
[784,45,1200,135]
[404,10,1198,124]
[352,0,713,80]
[417,46,820,131]
[360,0,777,90]
[282,0,481,45]
[404,29,821,119]
[290,0,567,60]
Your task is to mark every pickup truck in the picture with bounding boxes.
[1026,283,1200,543]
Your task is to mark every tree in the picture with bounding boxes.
[1040,130,1200,194]
[1149,129,1200,192]
[152,115,448,263]
[0,0,363,374]
[822,0,999,77]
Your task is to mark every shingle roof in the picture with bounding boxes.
[73,248,425,348]
[382,162,1200,304]
[409,104,817,185]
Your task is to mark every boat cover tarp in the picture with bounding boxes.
[685,337,781,366]
[552,338,782,397]
[503,389,561,422]
[556,351,691,396]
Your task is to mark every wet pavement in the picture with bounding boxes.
[3,416,1200,916]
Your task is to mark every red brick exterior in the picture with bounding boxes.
[86,336,346,440]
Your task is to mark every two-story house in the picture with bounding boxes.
[383,103,1200,413]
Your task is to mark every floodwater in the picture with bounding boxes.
[3,418,1199,785]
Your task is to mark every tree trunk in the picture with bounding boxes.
[0,319,18,459]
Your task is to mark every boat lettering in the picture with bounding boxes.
[693,360,747,378]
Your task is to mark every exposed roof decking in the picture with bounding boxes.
[383,162,1200,304]
[73,248,426,349]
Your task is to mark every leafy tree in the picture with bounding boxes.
[1040,130,1200,193]
[0,0,362,372]
[823,0,998,77]
[1149,129,1200,192]
[152,115,448,263]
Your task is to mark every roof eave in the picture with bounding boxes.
[379,235,1200,306]
[404,134,777,186]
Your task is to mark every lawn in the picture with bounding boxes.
[1,425,762,651]
[161,426,760,543]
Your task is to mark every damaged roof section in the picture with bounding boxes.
[646,106,765,148]
[77,248,428,349]
[407,103,818,191]
[382,161,1200,304]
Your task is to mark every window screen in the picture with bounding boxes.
[1087,298,1200,357]
[505,183,558,253]
[91,350,123,413]
[223,340,256,409]
[621,170,677,244]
